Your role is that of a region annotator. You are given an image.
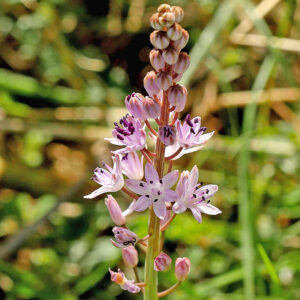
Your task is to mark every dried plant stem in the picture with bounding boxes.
[144,92,169,300]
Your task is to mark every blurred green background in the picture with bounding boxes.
[0,0,299,299]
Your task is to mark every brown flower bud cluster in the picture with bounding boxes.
[144,4,190,112]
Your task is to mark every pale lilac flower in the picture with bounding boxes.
[154,252,172,271]
[105,195,125,226]
[120,151,144,180]
[165,114,214,160]
[126,163,179,219]
[122,246,138,267]
[105,115,146,154]
[84,156,124,199]
[175,257,191,281]
[109,268,140,293]
[125,93,149,120]
[111,227,138,248]
[173,166,221,223]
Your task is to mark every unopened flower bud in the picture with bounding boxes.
[122,246,138,267]
[144,96,161,119]
[168,84,187,112]
[157,4,171,13]
[170,6,184,23]
[172,29,189,51]
[159,125,177,145]
[173,52,190,74]
[149,49,165,71]
[105,195,125,226]
[167,23,183,41]
[175,257,191,281]
[159,12,175,28]
[156,71,172,90]
[125,93,148,120]
[154,252,172,271]
[150,13,162,30]
[111,227,138,248]
[162,46,179,65]
[144,71,160,97]
[150,31,170,50]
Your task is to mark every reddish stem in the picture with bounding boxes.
[170,112,179,126]
[160,213,176,232]
[122,187,139,200]
[145,120,158,136]
[144,148,157,157]
[155,118,162,126]
[169,106,176,112]
[141,149,153,164]
[157,282,181,298]
[167,160,173,173]
[165,147,183,161]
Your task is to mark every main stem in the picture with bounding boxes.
[144,92,169,300]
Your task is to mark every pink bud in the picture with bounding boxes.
[144,96,161,119]
[162,46,179,65]
[158,125,177,145]
[157,4,171,13]
[144,71,160,97]
[170,6,184,23]
[173,52,190,74]
[122,246,138,267]
[155,71,172,90]
[150,31,170,50]
[172,29,189,51]
[150,13,162,30]
[154,252,172,271]
[125,93,148,120]
[175,257,191,281]
[149,49,165,71]
[168,84,187,112]
[167,23,183,41]
[105,195,125,226]
[112,227,138,248]
[172,72,183,83]
[159,12,175,28]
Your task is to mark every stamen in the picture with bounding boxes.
[139,183,144,187]
[202,196,205,201]
[158,191,161,195]
[122,153,129,160]
[116,134,124,140]
[150,181,154,184]
[193,194,196,198]
[146,195,150,198]
[159,180,163,184]
[154,199,158,202]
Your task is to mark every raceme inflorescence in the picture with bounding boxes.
[85,4,221,299]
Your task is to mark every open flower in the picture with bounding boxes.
[109,268,140,293]
[120,151,144,180]
[84,156,124,199]
[173,166,221,223]
[165,114,214,160]
[105,115,146,154]
[126,163,179,219]
[111,227,138,248]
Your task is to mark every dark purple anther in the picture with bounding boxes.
[117,134,124,140]
[122,153,129,160]
[185,114,193,127]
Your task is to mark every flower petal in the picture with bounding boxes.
[172,202,187,214]
[134,196,152,212]
[162,170,179,189]
[197,184,218,199]
[145,163,160,184]
[84,186,112,199]
[190,207,202,223]
[153,200,166,220]
[162,189,179,202]
[111,239,124,248]
[126,179,149,195]
[189,166,199,190]
[198,203,222,215]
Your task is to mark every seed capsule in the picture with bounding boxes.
[144,71,160,97]
[157,4,171,13]
[159,12,175,28]
[150,13,162,30]
[172,28,189,50]
[168,84,187,112]
[149,49,165,71]
[167,23,183,41]
[155,71,172,90]
[173,52,190,73]
[170,6,184,23]
[162,46,179,65]
[150,30,170,50]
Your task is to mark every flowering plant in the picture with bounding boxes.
[85,4,221,299]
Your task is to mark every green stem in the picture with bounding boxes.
[144,92,169,300]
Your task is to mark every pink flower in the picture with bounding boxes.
[125,93,149,120]
[122,246,138,267]
[120,151,144,180]
[126,163,179,219]
[175,257,191,281]
[173,166,221,223]
[109,268,140,293]
[154,252,172,271]
[105,195,125,226]
[84,156,124,199]
[165,114,214,160]
[105,115,146,154]
[111,227,138,248]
